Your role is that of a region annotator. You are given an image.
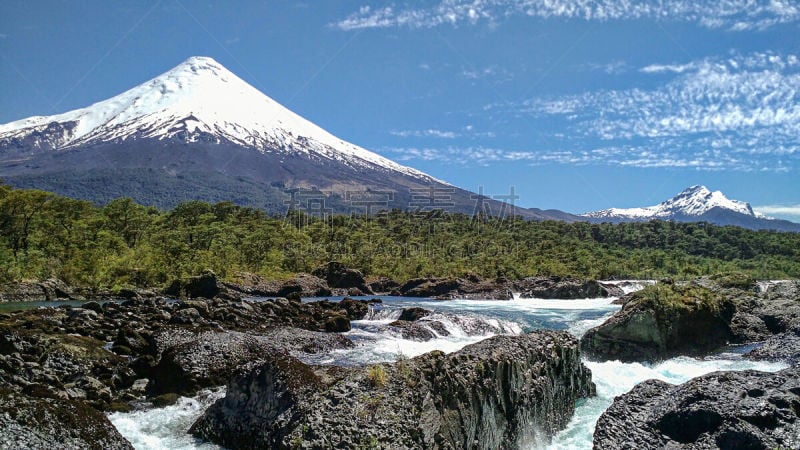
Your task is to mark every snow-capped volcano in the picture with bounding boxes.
[0,56,574,220]
[584,185,762,220]
[0,56,433,182]
[582,185,799,231]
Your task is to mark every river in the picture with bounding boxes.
[108,282,787,449]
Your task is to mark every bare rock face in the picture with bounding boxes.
[148,328,354,397]
[512,277,623,299]
[745,326,800,363]
[581,282,736,362]
[191,330,595,449]
[0,278,75,302]
[593,366,800,450]
[0,390,133,450]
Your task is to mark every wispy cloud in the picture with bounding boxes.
[753,204,800,222]
[384,144,764,171]
[460,65,510,81]
[334,1,800,31]
[390,129,459,139]
[584,60,628,75]
[482,51,800,171]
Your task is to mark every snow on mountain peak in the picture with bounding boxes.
[583,185,759,219]
[0,56,437,182]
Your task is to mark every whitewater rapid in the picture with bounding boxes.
[108,285,789,449]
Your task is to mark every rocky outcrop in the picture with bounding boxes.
[223,273,332,298]
[735,280,800,339]
[745,326,800,363]
[0,389,133,449]
[0,296,369,412]
[148,329,352,396]
[368,277,400,294]
[512,277,623,299]
[398,275,622,300]
[593,366,800,450]
[582,278,800,362]
[581,281,736,362]
[0,278,76,302]
[398,307,432,321]
[311,262,372,294]
[191,330,595,449]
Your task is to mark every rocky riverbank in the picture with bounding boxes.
[581,277,800,362]
[0,293,369,412]
[593,365,800,449]
[0,263,622,303]
[190,330,595,449]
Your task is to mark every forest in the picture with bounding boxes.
[1,183,798,289]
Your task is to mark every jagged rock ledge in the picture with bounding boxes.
[0,388,133,449]
[593,366,800,449]
[191,330,595,449]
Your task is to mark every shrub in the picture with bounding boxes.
[366,365,388,388]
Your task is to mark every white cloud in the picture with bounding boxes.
[383,144,755,170]
[753,204,800,222]
[639,63,697,74]
[390,129,459,139]
[333,1,800,31]
[458,65,513,83]
[503,51,800,171]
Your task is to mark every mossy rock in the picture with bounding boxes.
[710,272,757,290]
[151,392,180,407]
[109,401,133,413]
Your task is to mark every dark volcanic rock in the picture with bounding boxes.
[368,277,400,294]
[311,261,372,294]
[745,326,800,363]
[225,273,332,298]
[149,328,353,396]
[0,389,133,450]
[512,276,623,299]
[399,277,462,297]
[397,275,621,300]
[581,282,735,362]
[583,278,800,363]
[0,278,76,302]
[0,294,361,413]
[398,307,432,321]
[593,366,800,450]
[164,270,241,300]
[387,320,440,341]
[338,297,370,320]
[191,330,595,449]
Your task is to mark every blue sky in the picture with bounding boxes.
[1,1,799,219]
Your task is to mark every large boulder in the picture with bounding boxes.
[581,282,735,362]
[149,328,353,396]
[226,273,332,298]
[0,389,133,449]
[311,262,372,294]
[191,330,595,449]
[593,366,800,450]
[399,277,461,297]
[164,270,241,300]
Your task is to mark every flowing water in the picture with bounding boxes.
[108,282,788,449]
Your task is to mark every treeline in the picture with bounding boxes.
[1,184,798,288]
